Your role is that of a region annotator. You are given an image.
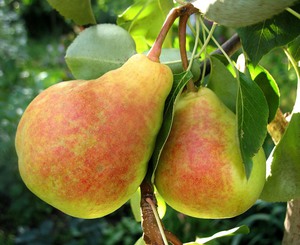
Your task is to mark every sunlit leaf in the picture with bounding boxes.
[155,189,167,219]
[260,113,300,201]
[237,73,269,178]
[117,0,174,53]
[237,3,300,65]
[134,237,146,245]
[65,24,136,79]
[184,226,249,244]
[47,0,96,25]
[261,51,300,201]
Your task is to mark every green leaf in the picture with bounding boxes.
[260,113,300,202]
[288,35,300,62]
[150,71,193,181]
[237,73,269,178]
[237,3,300,65]
[207,55,238,113]
[248,65,280,122]
[261,51,300,201]
[134,237,146,245]
[65,24,136,79]
[117,0,174,53]
[254,73,279,122]
[184,226,249,244]
[47,0,96,25]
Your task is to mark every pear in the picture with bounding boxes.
[15,54,173,219]
[155,87,266,219]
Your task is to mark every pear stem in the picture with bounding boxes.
[178,10,198,92]
[147,8,179,63]
[147,3,199,63]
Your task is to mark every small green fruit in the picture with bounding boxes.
[155,87,266,219]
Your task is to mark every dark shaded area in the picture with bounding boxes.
[20,0,72,38]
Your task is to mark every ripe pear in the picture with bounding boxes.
[192,0,298,27]
[155,87,266,219]
[15,54,173,219]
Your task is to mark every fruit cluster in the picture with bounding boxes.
[15,51,266,219]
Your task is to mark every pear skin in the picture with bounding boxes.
[155,87,266,219]
[16,54,173,219]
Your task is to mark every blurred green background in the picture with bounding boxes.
[0,0,297,244]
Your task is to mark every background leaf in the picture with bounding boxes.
[47,0,96,25]
[260,113,300,202]
[65,24,136,79]
[117,0,174,53]
[288,35,300,62]
[237,73,269,178]
[150,71,193,181]
[159,48,201,80]
[237,3,300,65]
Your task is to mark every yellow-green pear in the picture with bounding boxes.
[155,87,266,219]
[15,54,173,219]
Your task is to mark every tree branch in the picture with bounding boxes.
[140,179,182,245]
[198,33,241,81]
[140,179,164,245]
[282,199,300,244]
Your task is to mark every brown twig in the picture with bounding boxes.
[198,33,241,81]
[140,180,164,245]
[282,199,300,244]
[140,178,183,245]
[178,7,198,92]
[179,14,189,71]
[147,3,199,63]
